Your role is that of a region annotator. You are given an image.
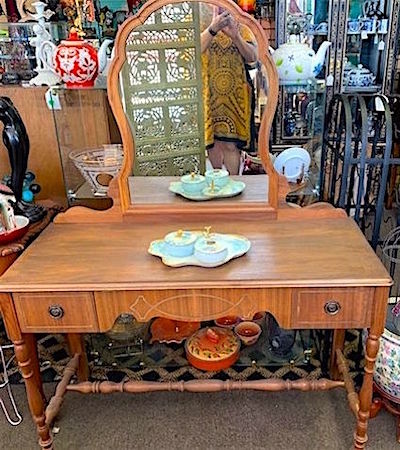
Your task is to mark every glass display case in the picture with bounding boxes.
[49,87,121,209]
[341,0,394,94]
[0,22,66,85]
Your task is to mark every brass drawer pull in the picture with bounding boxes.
[48,305,64,320]
[324,301,341,315]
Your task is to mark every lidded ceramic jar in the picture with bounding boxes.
[205,168,229,189]
[194,237,228,265]
[163,229,198,257]
[180,172,206,194]
[185,327,240,371]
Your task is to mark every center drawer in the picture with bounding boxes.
[291,287,374,329]
[13,292,99,332]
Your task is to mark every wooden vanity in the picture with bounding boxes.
[0,1,392,449]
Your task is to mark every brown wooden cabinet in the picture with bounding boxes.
[0,86,120,207]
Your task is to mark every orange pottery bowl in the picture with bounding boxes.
[150,318,200,344]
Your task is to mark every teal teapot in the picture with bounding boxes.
[272,35,331,85]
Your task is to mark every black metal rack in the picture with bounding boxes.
[320,93,399,250]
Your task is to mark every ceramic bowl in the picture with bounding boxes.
[251,311,266,327]
[0,215,29,246]
[163,230,198,257]
[205,169,229,189]
[180,173,206,194]
[214,316,241,328]
[150,318,200,344]
[194,237,228,265]
[234,321,262,346]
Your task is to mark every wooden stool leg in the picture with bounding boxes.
[330,329,346,380]
[369,397,383,419]
[353,288,387,449]
[396,416,400,443]
[65,334,89,381]
[14,334,53,450]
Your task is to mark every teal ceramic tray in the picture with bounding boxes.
[169,179,245,201]
[148,232,251,268]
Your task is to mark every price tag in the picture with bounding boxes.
[378,40,385,50]
[326,74,334,86]
[375,96,385,111]
[361,31,368,40]
[45,89,61,110]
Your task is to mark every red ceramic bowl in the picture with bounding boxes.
[214,316,241,328]
[0,216,29,246]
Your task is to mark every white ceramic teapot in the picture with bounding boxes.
[272,35,331,85]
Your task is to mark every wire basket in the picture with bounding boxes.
[69,145,123,196]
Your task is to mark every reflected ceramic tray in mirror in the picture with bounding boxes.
[148,232,251,268]
[169,179,245,201]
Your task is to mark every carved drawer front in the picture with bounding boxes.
[291,288,374,329]
[13,292,99,332]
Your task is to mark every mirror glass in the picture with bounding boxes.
[118,2,272,205]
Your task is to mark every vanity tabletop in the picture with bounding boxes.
[0,216,391,292]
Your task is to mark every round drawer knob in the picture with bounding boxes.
[48,305,64,320]
[324,301,341,315]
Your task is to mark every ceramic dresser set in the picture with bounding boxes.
[0,1,392,449]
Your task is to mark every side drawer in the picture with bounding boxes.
[14,292,99,332]
[291,287,374,328]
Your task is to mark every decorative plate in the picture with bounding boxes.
[150,318,200,344]
[148,232,251,268]
[273,147,311,183]
[169,179,245,201]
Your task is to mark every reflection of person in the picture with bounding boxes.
[201,9,258,175]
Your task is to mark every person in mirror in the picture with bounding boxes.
[201,9,258,175]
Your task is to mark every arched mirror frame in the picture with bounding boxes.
[56,0,282,224]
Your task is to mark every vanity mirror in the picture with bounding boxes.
[57,0,280,222]
[108,0,279,217]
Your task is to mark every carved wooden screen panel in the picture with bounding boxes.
[122,2,206,176]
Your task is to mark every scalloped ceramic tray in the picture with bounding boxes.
[169,179,245,201]
[148,232,251,268]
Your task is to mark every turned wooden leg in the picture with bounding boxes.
[330,329,346,380]
[0,294,52,449]
[14,334,53,450]
[65,334,88,381]
[24,333,47,404]
[354,287,388,449]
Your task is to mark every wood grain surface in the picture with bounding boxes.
[128,175,269,204]
[0,217,391,292]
